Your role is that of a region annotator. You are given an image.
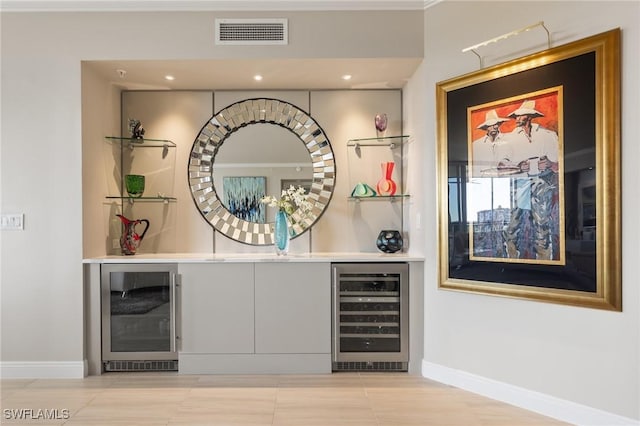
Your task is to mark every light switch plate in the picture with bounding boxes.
[1,214,24,230]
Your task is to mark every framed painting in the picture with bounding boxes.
[436,29,621,310]
[222,176,266,223]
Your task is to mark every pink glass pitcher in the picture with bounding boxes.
[116,214,149,255]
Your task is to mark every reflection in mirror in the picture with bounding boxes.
[189,98,335,246]
[213,123,313,224]
[448,148,598,291]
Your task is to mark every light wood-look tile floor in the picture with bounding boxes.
[1,372,568,425]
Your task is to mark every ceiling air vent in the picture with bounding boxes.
[215,18,288,45]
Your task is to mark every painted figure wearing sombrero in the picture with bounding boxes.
[506,99,559,175]
[501,98,561,262]
[471,109,511,178]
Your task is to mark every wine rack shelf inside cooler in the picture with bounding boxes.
[332,263,408,371]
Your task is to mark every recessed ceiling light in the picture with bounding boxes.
[165,75,175,81]
[254,75,263,81]
[342,74,352,80]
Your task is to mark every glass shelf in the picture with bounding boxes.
[347,135,409,148]
[105,136,177,148]
[106,196,177,204]
[348,195,410,202]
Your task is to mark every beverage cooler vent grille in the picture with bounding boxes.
[333,361,407,372]
[104,360,178,372]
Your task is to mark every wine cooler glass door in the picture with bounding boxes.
[332,263,408,365]
[101,264,178,361]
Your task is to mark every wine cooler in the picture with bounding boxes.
[332,263,409,371]
[101,263,178,372]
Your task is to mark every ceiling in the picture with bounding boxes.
[1,0,438,12]
[85,57,424,91]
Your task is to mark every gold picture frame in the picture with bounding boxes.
[436,29,621,310]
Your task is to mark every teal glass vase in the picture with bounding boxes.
[274,209,290,255]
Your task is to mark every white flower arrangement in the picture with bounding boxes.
[261,185,312,216]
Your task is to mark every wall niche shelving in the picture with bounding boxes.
[346,135,410,252]
[103,136,177,255]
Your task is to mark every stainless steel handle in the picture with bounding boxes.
[340,296,400,303]
[170,273,177,353]
[332,267,339,362]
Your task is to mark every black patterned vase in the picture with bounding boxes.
[376,230,403,253]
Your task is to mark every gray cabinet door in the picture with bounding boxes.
[254,262,331,354]
[179,263,254,354]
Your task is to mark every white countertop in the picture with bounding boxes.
[83,252,424,264]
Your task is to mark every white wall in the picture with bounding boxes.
[82,63,123,258]
[416,1,639,421]
[402,60,426,257]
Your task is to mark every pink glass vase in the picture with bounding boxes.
[376,161,397,196]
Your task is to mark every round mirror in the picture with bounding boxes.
[188,98,335,245]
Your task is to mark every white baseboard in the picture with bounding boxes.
[1,361,86,379]
[422,360,639,426]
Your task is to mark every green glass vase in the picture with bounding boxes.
[124,174,145,198]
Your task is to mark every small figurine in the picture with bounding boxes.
[128,119,145,139]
